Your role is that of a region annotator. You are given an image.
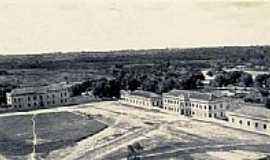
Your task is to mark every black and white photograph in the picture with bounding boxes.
[1,0,270,159]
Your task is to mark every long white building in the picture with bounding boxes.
[6,82,72,110]
[226,105,270,134]
[120,89,270,135]
[120,89,229,120]
[119,90,162,109]
[162,90,229,119]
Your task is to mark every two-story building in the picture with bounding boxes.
[162,90,191,116]
[189,92,228,119]
[119,90,162,109]
[6,82,72,110]
[162,90,228,119]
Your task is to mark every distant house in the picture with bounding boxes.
[234,65,248,71]
[6,82,72,110]
[119,90,162,109]
[226,105,270,134]
[162,90,228,119]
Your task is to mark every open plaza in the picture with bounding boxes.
[0,101,269,160]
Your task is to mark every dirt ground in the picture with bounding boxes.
[1,101,270,160]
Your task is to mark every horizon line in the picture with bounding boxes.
[1,44,269,56]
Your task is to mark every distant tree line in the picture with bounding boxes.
[210,71,253,87]
[0,46,270,70]
[210,70,270,89]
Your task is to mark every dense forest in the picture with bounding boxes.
[0,46,269,70]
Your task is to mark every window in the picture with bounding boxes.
[264,124,267,130]
[214,113,217,118]
[204,106,207,110]
[214,105,216,110]
[28,104,31,107]
[220,104,223,109]
[209,105,212,110]
[14,98,17,102]
[33,96,37,100]
[209,113,212,118]
[239,120,242,125]
[181,109,184,115]
[232,118,235,122]
[39,95,43,100]
[28,97,31,101]
[255,122,258,128]
[247,121,250,126]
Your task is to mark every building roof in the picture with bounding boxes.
[164,89,221,101]
[9,82,72,96]
[163,89,189,97]
[130,90,161,98]
[189,92,220,101]
[230,105,270,120]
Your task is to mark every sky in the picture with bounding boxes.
[0,0,270,54]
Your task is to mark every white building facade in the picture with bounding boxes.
[226,105,270,134]
[162,90,228,119]
[119,90,162,109]
[6,83,72,110]
[162,90,191,116]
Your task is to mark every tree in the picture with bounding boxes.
[255,74,270,88]
[92,79,110,98]
[206,70,213,77]
[212,74,226,87]
[128,78,141,91]
[265,98,270,109]
[266,77,270,88]
[108,79,121,98]
[239,73,253,87]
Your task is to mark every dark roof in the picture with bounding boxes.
[130,90,160,98]
[163,89,189,97]
[231,105,270,120]
[10,82,72,96]
[189,92,220,101]
[164,89,220,101]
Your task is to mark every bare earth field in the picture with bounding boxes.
[0,101,270,160]
[0,110,107,160]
